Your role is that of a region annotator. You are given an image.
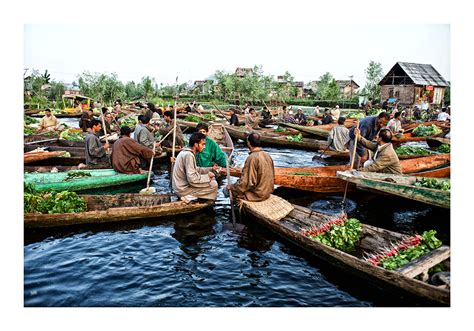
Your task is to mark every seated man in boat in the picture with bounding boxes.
[136,115,162,168]
[172,132,219,201]
[85,119,110,167]
[260,106,273,126]
[111,126,156,174]
[229,108,240,126]
[79,109,94,132]
[228,132,275,202]
[329,105,341,122]
[293,108,308,125]
[348,111,390,169]
[387,111,404,138]
[158,111,186,149]
[36,109,62,133]
[245,108,260,130]
[327,116,349,152]
[195,123,228,168]
[354,127,402,174]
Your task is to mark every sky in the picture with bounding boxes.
[24,24,450,88]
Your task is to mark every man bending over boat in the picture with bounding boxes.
[227,132,275,202]
[158,111,185,149]
[85,119,110,167]
[195,122,228,168]
[111,126,155,174]
[348,111,390,168]
[353,127,402,174]
[172,132,219,201]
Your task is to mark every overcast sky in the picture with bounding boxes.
[24,24,450,88]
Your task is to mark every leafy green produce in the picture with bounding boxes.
[414,178,450,191]
[274,126,286,133]
[412,124,442,137]
[120,117,138,129]
[24,126,36,135]
[65,171,91,181]
[286,133,303,142]
[303,217,362,252]
[24,189,87,214]
[203,113,216,121]
[395,146,434,156]
[59,129,85,141]
[436,144,450,153]
[375,230,443,270]
[184,115,201,123]
[24,116,39,125]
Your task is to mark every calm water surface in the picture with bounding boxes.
[24,143,450,307]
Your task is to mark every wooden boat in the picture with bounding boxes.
[24,169,148,192]
[315,149,444,161]
[278,122,331,138]
[225,154,451,193]
[30,112,83,118]
[241,201,449,305]
[426,137,450,149]
[207,123,234,158]
[24,150,69,164]
[24,165,111,173]
[24,193,213,228]
[402,121,450,133]
[392,132,445,144]
[336,171,450,209]
[225,125,325,151]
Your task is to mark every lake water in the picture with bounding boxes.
[24,142,450,307]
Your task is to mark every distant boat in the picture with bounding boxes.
[24,169,148,192]
[336,171,450,209]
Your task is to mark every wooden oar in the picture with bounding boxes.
[212,102,230,121]
[226,156,236,226]
[100,113,110,155]
[24,138,58,145]
[342,121,360,206]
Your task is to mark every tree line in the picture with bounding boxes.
[24,61,385,108]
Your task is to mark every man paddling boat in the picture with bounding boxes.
[85,119,110,167]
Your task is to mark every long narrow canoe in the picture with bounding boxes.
[242,201,449,305]
[315,149,445,161]
[392,132,445,144]
[208,123,234,159]
[24,150,69,164]
[225,125,325,151]
[337,171,450,209]
[402,121,450,132]
[278,122,331,138]
[24,193,213,228]
[24,169,147,192]
[225,154,451,193]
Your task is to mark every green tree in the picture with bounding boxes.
[140,76,155,100]
[316,72,340,100]
[363,61,383,102]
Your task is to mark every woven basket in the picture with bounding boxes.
[240,194,294,222]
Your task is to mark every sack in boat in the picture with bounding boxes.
[239,194,294,222]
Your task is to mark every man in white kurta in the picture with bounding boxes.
[172,132,219,201]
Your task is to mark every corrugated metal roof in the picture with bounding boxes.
[397,62,449,87]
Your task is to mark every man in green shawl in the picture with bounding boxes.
[195,122,228,168]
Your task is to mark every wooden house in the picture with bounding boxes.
[379,62,449,106]
[235,67,254,77]
[336,80,359,99]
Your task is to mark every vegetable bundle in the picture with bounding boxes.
[184,115,201,123]
[24,184,87,214]
[367,230,442,271]
[286,133,303,142]
[59,129,85,141]
[24,116,39,125]
[302,216,362,252]
[414,178,450,191]
[120,117,138,129]
[395,146,434,156]
[412,124,442,137]
[436,144,450,153]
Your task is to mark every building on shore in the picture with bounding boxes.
[378,62,449,107]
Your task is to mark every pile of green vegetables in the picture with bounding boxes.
[184,115,201,123]
[306,218,362,252]
[120,117,138,129]
[414,178,450,191]
[24,126,36,135]
[203,113,216,121]
[24,116,39,125]
[24,183,87,214]
[378,230,442,270]
[286,133,303,142]
[274,126,286,133]
[395,146,434,156]
[436,144,450,153]
[65,171,91,181]
[344,112,365,119]
[412,124,442,137]
[59,129,85,141]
